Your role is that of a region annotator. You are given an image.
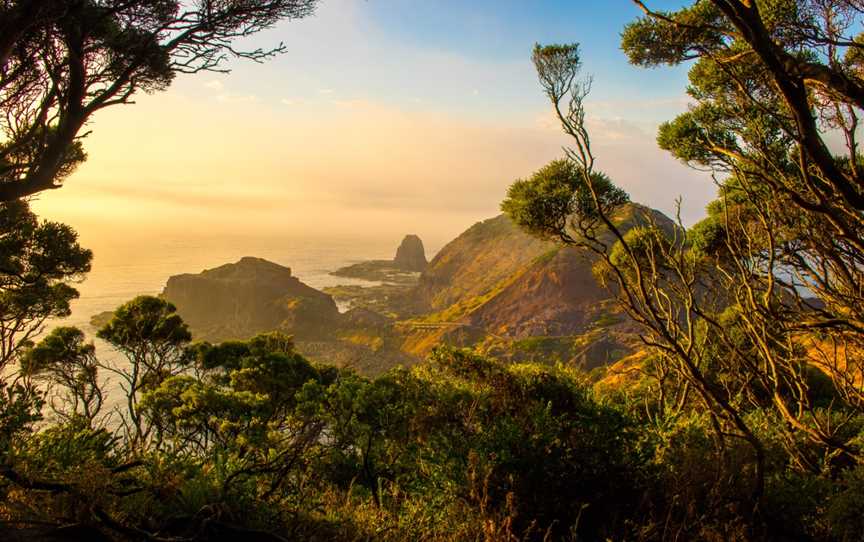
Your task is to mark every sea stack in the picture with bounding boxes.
[393,234,427,272]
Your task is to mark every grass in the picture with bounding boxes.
[532,247,561,266]
[418,262,534,324]
[338,331,385,352]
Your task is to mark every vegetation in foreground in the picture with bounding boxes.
[4,0,864,540]
[2,298,864,541]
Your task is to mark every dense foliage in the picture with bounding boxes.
[5,299,864,540]
[2,310,652,540]
[501,1,864,539]
[5,1,864,540]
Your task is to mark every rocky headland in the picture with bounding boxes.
[157,256,412,375]
[93,206,673,375]
[162,256,340,341]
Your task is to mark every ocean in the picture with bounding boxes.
[31,232,433,417]
[54,233,433,336]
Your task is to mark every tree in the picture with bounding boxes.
[0,201,91,516]
[622,1,864,355]
[142,332,330,501]
[0,200,92,370]
[504,3,864,520]
[625,0,864,221]
[21,326,103,424]
[621,0,864,455]
[502,158,629,245]
[97,295,191,448]
[505,42,771,512]
[0,0,319,201]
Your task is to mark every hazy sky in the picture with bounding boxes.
[32,0,711,251]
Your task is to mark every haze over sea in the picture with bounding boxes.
[56,232,441,336]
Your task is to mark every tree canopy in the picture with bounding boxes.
[0,0,319,201]
[0,200,91,369]
[9,2,864,540]
[502,2,864,530]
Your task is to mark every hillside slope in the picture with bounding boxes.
[414,214,555,311]
[404,204,673,368]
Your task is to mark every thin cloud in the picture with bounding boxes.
[204,80,224,91]
[330,99,367,108]
[216,94,258,103]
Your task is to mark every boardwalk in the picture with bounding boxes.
[396,320,470,330]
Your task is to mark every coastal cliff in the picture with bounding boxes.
[154,205,674,373]
[162,257,340,341]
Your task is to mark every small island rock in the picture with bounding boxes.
[393,234,427,272]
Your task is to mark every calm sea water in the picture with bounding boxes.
[55,233,429,336]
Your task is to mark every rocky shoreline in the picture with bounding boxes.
[90,209,668,375]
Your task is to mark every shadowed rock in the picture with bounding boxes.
[162,257,341,341]
[330,235,427,282]
[393,234,427,271]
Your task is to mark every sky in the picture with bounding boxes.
[32,0,712,252]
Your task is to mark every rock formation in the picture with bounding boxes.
[154,204,677,374]
[393,234,427,271]
[162,257,341,341]
[159,257,414,376]
[331,234,428,282]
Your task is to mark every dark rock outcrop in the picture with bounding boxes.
[162,257,341,341]
[159,257,415,375]
[393,234,427,272]
[330,234,427,283]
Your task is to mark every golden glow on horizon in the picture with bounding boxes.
[33,89,570,242]
[33,83,711,250]
[29,0,715,253]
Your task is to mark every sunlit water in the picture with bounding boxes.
[56,233,420,335]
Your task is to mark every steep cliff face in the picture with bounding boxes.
[162,257,341,341]
[393,234,427,271]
